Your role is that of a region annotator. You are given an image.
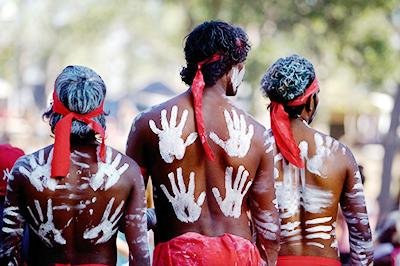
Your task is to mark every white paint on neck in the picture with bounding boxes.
[160,168,205,223]
[209,109,254,157]
[212,165,252,218]
[149,105,197,163]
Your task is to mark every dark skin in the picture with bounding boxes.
[274,94,373,264]
[126,66,280,265]
[0,144,149,266]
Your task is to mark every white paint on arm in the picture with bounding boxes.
[160,168,205,223]
[149,105,197,163]
[212,165,252,218]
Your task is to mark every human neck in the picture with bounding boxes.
[202,79,228,98]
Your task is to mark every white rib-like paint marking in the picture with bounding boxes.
[212,165,252,218]
[305,232,331,240]
[281,229,301,237]
[53,205,71,211]
[307,242,325,249]
[251,201,279,240]
[27,199,66,247]
[19,149,58,191]
[210,109,254,157]
[149,105,197,163]
[306,225,332,232]
[160,168,205,223]
[90,147,129,191]
[305,216,332,225]
[73,150,91,158]
[286,235,302,242]
[83,197,124,244]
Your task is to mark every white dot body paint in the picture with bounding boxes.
[149,105,198,163]
[89,147,129,191]
[18,149,58,192]
[212,165,252,218]
[27,199,67,247]
[160,168,205,223]
[209,109,254,157]
[83,197,124,244]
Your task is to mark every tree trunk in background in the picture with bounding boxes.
[378,84,400,217]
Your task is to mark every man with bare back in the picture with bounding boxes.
[126,21,280,265]
[0,65,149,265]
[261,54,373,265]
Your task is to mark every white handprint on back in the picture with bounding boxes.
[160,167,205,223]
[149,105,198,163]
[210,109,254,157]
[212,165,253,218]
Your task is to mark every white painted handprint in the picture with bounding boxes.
[27,199,67,247]
[89,147,129,191]
[149,105,198,163]
[212,165,253,218]
[83,197,124,244]
[160,167,205,223]
[210,109,254,157]
[19,149,57,192]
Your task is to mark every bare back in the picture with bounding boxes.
[270,120,373,263]
[126,88,280,262]
[0,144,149,265]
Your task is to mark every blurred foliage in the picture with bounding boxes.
[0,0,399,110]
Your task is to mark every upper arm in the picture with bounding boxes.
[123,163,150,265]
[249,139,280,264]
[126,113,150,184]
[0,160,26,265]
[340,149,373,265]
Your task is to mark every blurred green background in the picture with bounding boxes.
[1,0,400,248]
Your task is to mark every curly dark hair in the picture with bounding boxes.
[261,54,316,118]
[180,21,251,87]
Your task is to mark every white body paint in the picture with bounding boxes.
[19,149,58,191]
[149,105,197,163]
[210,109,254,157]
[305,216,332,225]
[263,129,275,154]
[2,206,25,236]
[83,197,124,244]
[89,147,129,191]
[160,168,205,223]
[251,201,279,241]
[212,165,252,218]
[299,133,340,178]
[27,199,67,247]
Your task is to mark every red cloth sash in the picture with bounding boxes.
[153,232,263,266]
[51,91,106,178]
[191,54,222,161]
[270,78,319,168]
[277,255,341,266]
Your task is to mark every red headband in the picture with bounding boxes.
[191,53,221,161]
[51,91,106,178]
[270,78,319,168]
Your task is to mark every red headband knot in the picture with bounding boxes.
[51,90,106,178]
[191,53,222,161]
[270,78,319,168]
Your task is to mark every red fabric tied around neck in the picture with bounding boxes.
[191,54,221,161]
[270,78,319,168]
[51,91,106,178]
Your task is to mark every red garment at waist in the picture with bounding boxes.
[153,232,263,266]
[277,256,341,266]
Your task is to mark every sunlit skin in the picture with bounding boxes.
[126,71,281,264]
[273,94,373,264]
[0,144,149,265]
